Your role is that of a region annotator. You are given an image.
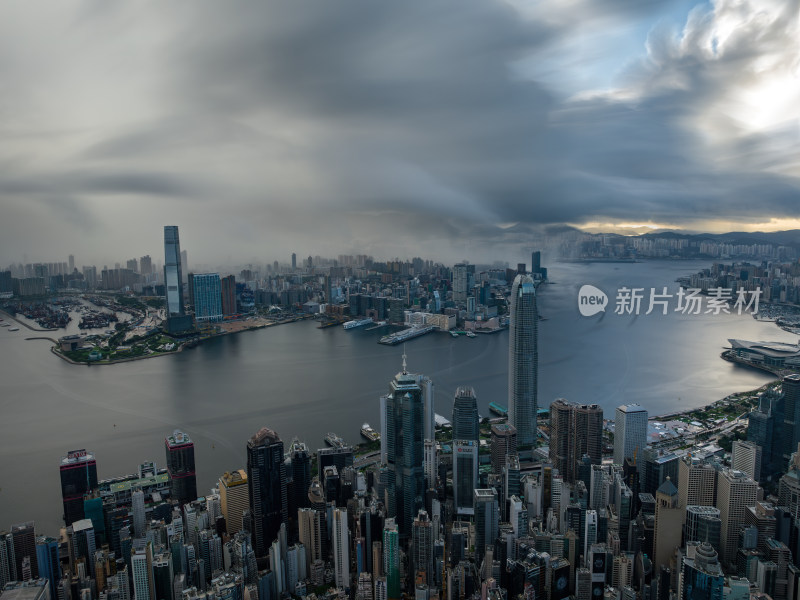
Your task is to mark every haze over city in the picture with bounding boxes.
[1,0,798,266]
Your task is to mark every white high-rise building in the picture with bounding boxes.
[132,547,152,600]
[613,404,648,465]
[332,508,350,590]
[731,440,762,483]
[584,510,598,561]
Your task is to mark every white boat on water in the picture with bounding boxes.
[8,327,19,331]
[343,318,374,330]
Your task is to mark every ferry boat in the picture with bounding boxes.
[379,325,435,345]
[489,402,508,417]
[325,432,346,448]
[343,318,374,330]
[360,423,380,442]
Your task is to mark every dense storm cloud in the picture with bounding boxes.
[0,0,797,265]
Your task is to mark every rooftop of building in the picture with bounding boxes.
[60,449,95,466]
[166,429,192,447]
[729,338,800,357]
[220,469,247,487]
[1,579,50,600]
[249,426,281,446]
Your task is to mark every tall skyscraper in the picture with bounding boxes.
[221,275,236,316]
[731,440,762,482]
[332,508,350,590]
[473,489,499,560]
[452,264,472,305]
[549,399,603,483]
[288,440,312,520]
[383,519,400,600]
[59,449,98,527]
[678,456,717,508]
[679,542,724,600]
[716,468,758,568]
[490,423,517,475]
[164,226,192,334]
[452,387,479,442]
[219,470,248,535]
[165,430,197,508]
[411,510,433,585]
[192,273,223,323]
[247,427,288,557]
[613,404,648,466]
[508,274,538,446]
[783,374,800,460]
[291,253,297,270]
[453,440,478,516]
[379,357,426,537]
[10,522,38,581]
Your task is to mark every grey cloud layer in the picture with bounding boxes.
[0,0,797,264]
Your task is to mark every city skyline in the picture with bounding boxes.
[0,1,797,266]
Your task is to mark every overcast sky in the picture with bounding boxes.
[1,0,798,267]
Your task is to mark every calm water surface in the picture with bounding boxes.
[0,260,796,533]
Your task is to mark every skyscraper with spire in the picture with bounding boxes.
[508,274,538,446]
[379,352,428,538]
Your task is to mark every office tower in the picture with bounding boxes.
[473,489,499,560]
[332,508,350,590]
[745,502,777,554]
[584,511,598,562]
[383,519,400,600]
[678,456,717,508]
[613,404,648,465]
[289,440,312,520]
[139,255,152,275]
[379,358,426,537]
[131,490,146,538]
[11,522,38,580]
[679,542,724,600]
[69,519,97,577]
[164,226,192,334]
[732,440,762,482]
[192,273,223,323]
[165,430,197,507]
[219,470,249,535]
[35,536,60,600]
[423,440,437,490]
[748,389,785,479]
[779,443,800,519]
[716,468,758,568]
[576,567,591,600]
[221,275,236,316]
[549,399,603,483]
[132,547,153,600]
[152,551,174,600]
[247,427,288,557]
[783,375,800,460]
[291,253,297,270]
[508,274,538,447]
[298,508,323,565]
[685,506,721,552]
[652,479,682,570]
[453,440,478,516]
[60,449,98,526]
[641,449,679,497]
[490,423,517,475]
[452,387,479,442]
[452,264,471,304]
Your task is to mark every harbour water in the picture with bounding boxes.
[0,260,796,534]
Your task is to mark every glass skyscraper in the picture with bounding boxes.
[192,273,223,323]
[163,226,192,334]
[452,386,479,442]
[380,360,425,538]
[247,427,287,557]
[59,449,97,526]
[508,274,538,446]
[165,430,197,508]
